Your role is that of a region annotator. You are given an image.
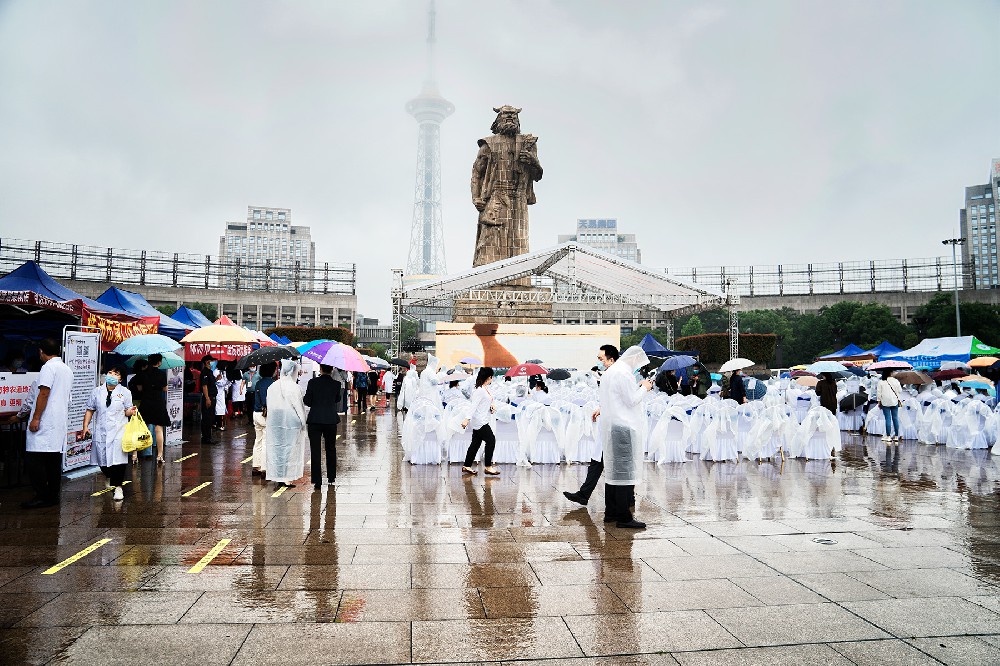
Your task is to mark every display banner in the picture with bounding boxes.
[81,307,158,351]
[435,323,621,371]
[62,329,101,471]
[0,372,39,417]
[166,366,184,443]
[184,342,255,362]
[0,290,78,314]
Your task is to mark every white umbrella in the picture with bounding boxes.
[719,358,754,373]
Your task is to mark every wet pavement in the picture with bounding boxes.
[2,405,1000,665]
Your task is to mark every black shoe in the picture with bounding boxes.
[563,491,588,506]
[604,515,619,523]
[314,483,322,490]
[616,520,646,529]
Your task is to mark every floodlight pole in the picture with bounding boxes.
[725,278,739,361]
[390,268,403,358]
[942,238,965,337]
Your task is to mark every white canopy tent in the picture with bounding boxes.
[391,242,740,358]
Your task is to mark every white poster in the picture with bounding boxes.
[166,366,184,444]
[62,329,101,471]
[0,372,38,417]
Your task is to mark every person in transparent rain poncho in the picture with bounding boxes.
[265,359,307,488]
[596,345,653,528]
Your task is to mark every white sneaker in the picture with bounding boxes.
[112,486,124,501]
[880,435,889,442]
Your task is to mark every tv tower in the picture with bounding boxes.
[405,0,453,279]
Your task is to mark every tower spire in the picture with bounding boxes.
[405,0,453,279]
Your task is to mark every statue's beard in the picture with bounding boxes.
[497,118,519,135]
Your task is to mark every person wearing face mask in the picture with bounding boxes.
[200,355,218,445]
[564,344,652,518]
[78,366,137,501]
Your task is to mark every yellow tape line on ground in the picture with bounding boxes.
[181,481,212,497]
[42,538,112,575]
[91,481,131,497]
[271,485,288,498]
[174,453,199,463]
[351,419,356,424]
[187,538,232,573]
[240,455,254,463]
[234,433,247,439]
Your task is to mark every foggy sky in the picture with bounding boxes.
[0,0,997,321]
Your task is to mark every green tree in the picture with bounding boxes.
[369,343,389,360]
[909,292,1000,343]
[621,327,667,350]
[680,314,704,337]
[155,304,178,317]
[184,302,218,321]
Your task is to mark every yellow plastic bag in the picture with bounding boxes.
[122,412,153,452]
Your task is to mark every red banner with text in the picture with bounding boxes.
[81,307,159,351]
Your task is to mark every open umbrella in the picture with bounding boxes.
[843,365,866,377]
[719,358,754,373]
[940,360,971,371]
[893,371,934,385]
[839,391,869,411]
[932,369,966,381]
[235,345,300,370]
[364,356,390,370]
[744,377,768,400]
[114,334,182,356]
[389,358,411,368]
[867,359,913,371]
[961,379,995,391]
[181,325,257,344]
[795,376,819,387]
[125,351,185,369]
[303,341,368,372]
[955,374,993,386]
[546,368,571,381]
[505,362,547,378]
[658,355,697,371]
[459,355,483,365]
[790,370,816,378]
[969,356,999,368]
[807,361,851,375]
[525,358,544,364]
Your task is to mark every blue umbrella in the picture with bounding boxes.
[743,376,768,400]
[114,334,182,356]
[807,361,851,375]
[658,355,697,371]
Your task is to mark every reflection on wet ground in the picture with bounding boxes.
[2,406,1000,664]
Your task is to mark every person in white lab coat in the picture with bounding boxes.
[265,359,307,487]
[79,366,137,501]
[23,339,74,509]
[597,345,653,529]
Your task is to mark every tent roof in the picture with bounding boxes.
[865,341,902,357]
[399,242,727,315]
[96,287,193,340]
[0,260,130,316]
[639,332,671,356]
[882,336,973,368]
[819,343,868,359]
[172,306,213,328]
[971,337,1000,356]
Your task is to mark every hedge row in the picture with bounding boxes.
[674,333,777,366]
[263,326,355,345]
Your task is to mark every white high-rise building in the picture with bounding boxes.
[219,206,316,291]
[961,159,1000,289]
[559,218,641,263]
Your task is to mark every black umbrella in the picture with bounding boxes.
[547,368,571,381]
[839,390,869,411]
[389,358,411,368]
[526,358,544,364]
[235,345,300,370]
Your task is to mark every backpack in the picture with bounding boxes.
[355,372,368,389]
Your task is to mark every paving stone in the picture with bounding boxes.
[843,597,1000,637]
[706,602,889,646]
[674,644,852,665]
[565,609,742,655]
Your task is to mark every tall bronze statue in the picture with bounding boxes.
[471,105,543,267]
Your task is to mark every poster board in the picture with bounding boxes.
[435,323,621,371]
[62,329,101,471]
[166,366,184,443]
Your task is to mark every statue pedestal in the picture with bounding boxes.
[452,285,553,324]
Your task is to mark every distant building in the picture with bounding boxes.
[355,315,392,348]
[558,219,641,263]
[961,159,1000,289]
[219,206,316,291]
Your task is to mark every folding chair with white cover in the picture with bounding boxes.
[742,405,792,461]
[898,397,921,440]
[793,408,841,460]
[864,402,886,436]
[701,400,740,462]
[649,404,690,464]
[402,398,446,464]
[947,400,991,450]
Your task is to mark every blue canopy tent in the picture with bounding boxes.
[638,332,695,358]
[95,287,193,340]
[865,341,902,358]
[269,333,291,345]
[171,306,213,329]
[819,343,867,359]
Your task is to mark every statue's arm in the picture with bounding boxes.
[471,142,490,210]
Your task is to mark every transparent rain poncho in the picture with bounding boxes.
[265,359,307,484]
[598,346,650,485]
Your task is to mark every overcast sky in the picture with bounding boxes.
[1,0,997,321]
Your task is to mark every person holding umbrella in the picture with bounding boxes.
[381,367,397,408]
[816,372,839,414]
[200,355,217,445]
[303,364,342,489]
[139,353,169,463]
[728,369,747,404]
[689,364,711,398]
[877,369,904,443]
[266,359,308,488]
[252,362,277,476]
[78,366,137,501]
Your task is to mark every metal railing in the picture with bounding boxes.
[664,256,974,297]
[0,238,356,295]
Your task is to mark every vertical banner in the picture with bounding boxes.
[62,329,101,471]
[166,366,184,444]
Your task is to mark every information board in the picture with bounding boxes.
[166,365,184,443]
[62,329,100,471]
[0,372,38,417]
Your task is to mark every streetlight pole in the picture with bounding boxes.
[942,238,966,336]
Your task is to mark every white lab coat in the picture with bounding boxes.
[599,347,650,486]
[86,384,133,467]
[265,360,307,484]
[26,357,73,453]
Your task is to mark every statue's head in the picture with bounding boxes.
[491,105,521,136]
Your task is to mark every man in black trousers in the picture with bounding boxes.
[303,364,342,490]
[563,344,618,507]
[200,355,217,445]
